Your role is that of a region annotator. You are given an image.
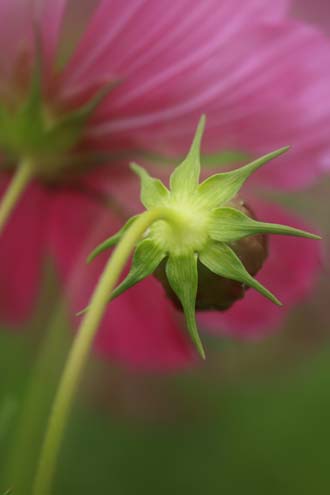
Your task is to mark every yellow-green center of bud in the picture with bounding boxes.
[150,195,210,256]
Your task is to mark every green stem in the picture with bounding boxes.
[0,159,34,234]
[32,207,173,495]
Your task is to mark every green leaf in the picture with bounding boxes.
[209,207,321,243]
[199,242,282,306]
[87,216,139,263]
[198,147,289,208]
[166,253,205,359]
[109,239,165,301]
[131,163,169,209]
[170,115,206,195]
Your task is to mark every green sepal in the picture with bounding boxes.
[87,216,139,263]
[209,207,321,243]
[199,242,282,306]
[109,239,165,301]
[44,81,119,154]
[18,37,43,122]
[169,115,205,195]
[79,239,165,316]
[131,163,169,209]
[15,27,43,125]
[0,103,12,148]
[165,253,205,359]
[65,81,119,124]
[0,42,44,154]
[0,65,118,157]
[198,146,289,208]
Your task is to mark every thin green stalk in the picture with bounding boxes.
[0,160,34,234]
[32,207,174,495]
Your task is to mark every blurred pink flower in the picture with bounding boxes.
[0,0,327,369]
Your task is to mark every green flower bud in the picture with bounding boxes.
[87,116,320,358]
[154,198,268,311]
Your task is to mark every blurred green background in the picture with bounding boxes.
[0,179,329,494]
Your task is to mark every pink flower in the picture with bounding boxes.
[292,0,330,33]
[0,0,327,369]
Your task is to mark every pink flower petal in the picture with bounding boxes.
[198,201,322,339]
[0,176,48,325]
[94,276,196,371]
[0,0,33,81]
[59,1,289,98]
[54,0,101,70]
[0,0,67,85]
[36,0,68,62]
[80,16,330,191]
[48,185,195,370]
[78,164,143,215]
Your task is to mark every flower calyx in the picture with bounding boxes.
[88,116,321,359]
[0,52,115,181]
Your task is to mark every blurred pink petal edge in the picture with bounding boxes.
[0,177,48,324]
[0,0,327,368]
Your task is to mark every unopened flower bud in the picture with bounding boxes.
[87,116,320,358]
[154,198,268,312]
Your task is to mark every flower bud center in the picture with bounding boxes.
[150,196,210,255]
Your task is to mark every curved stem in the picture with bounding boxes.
[32,207,173,495]
[0,159,34,234]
